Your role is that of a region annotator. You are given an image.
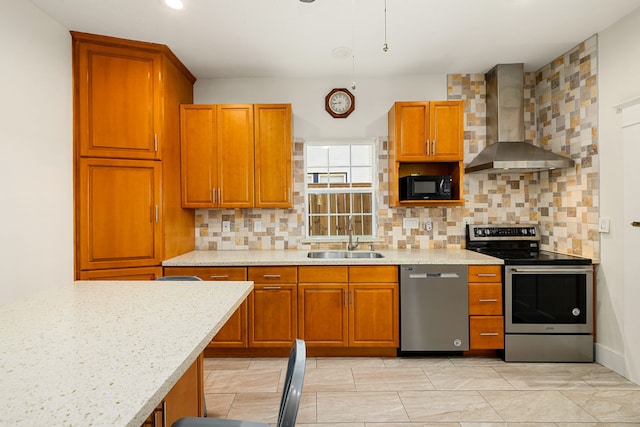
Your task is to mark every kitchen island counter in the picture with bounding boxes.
[163,248,503,267]
[0,280,253,426]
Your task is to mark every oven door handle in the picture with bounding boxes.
[510,267,591,273]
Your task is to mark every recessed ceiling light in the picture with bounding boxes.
[164,0,184,10]
[300,0,315,3]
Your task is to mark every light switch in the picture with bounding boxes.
[222,221,231,233]
[598,217,610,233]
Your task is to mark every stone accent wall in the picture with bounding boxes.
[194,35,599,259]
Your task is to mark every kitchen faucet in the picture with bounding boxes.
[347,216,359,251]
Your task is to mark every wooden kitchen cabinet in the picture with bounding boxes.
[164,266,249,348]
[388,100,464,207]
[217,104,255,208]
[79,266,162,281]
[79,158,162,271]
[143,353,204,426]
[297,266,398,348]
[254,104,293,208]
[73,32,195,278]
[180,104,292,208]
[248,267,298,347]
[75,39,161,160]
[468,265,504,350]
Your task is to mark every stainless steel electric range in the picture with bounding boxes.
[466,224,594,362]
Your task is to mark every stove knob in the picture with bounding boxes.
[522,228,528,235]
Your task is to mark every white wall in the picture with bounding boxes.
[0,0,73,303]
[195,75,447,138]
[597,7,640,380]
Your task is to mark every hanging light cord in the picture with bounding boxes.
[383,0,389,52]
[351,0,356,90]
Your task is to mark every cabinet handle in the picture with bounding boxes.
[432,140,436,155]
[262,274,281,279]
[344,290,348,307]
[350,290,354,306]
[212,188,216,204]
[154,134,158,152]
[425,140,430,155]
[477,273,497,277]
[480,332,500,336]
[155,205,159,223]
[210,275,229,280]
[478,299,498,303]
[263,286,281,290]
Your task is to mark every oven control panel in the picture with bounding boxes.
[467,224,539,241]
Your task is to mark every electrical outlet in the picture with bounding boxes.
[254,221,262,232]
[424,219,433,231]
[222,221,231,233]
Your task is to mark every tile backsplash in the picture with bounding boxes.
[195,35,599,260]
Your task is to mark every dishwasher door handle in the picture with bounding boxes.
[408,273,460,279]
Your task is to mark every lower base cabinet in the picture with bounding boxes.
[164,264,399,356]
[142,353,204,427]
[298,266,399,348]
[468,265,504,350]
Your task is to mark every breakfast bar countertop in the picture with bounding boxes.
[0,280,253,426]
[162,248,503,266]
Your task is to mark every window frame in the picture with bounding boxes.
[303,138,378,241]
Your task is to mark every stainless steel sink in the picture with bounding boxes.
[307,251,384,259]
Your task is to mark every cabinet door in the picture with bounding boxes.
[75,42,161,160]
[349,283,399,347]
[164,353,204,424]
[248,266,297,347]
[393,102,430,160]
[254,104,292,208]
[217,105,254,208]
[298,283,349,347]
[79,158,162,271]
[430,101,464,160]
[180,105,218,207]
[249,283,297,347]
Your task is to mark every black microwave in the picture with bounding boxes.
[399,175,452,200]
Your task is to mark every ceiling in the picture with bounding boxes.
[30,0,640,80]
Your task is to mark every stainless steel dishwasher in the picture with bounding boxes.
[400,264,469,352]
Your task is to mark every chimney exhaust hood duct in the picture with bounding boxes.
[465,63,574,174]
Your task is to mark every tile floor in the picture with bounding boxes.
[203,356,640,426]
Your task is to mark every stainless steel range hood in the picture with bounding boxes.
[465,63,574,174]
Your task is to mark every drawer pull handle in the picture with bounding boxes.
[480,332,500,336]
[477,273,497,277]
[263,286,281,290]
[478,299,498,303]
[210,275,229,279]
[263,274,281,279]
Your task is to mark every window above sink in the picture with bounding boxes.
[304,139,377,240]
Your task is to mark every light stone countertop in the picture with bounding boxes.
[0,280,253,426]
[162,248,503,267]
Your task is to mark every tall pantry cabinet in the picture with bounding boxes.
[72,32,196,279]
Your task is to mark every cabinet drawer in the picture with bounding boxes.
[249,266,297,283]
[470,316,504,350]
[468,265,502,282]
[349,266,398,283]
[468,283,503,315]
[164,267,247,281]
[298,266,348,283]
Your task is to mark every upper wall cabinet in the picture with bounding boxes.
[388,100,465,206]
[390,101,463,161]
[180,104,292,209]
[75,41,162,160]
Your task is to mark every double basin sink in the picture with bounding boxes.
[307,251,384,259]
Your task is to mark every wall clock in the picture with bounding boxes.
[325,88,355,118]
